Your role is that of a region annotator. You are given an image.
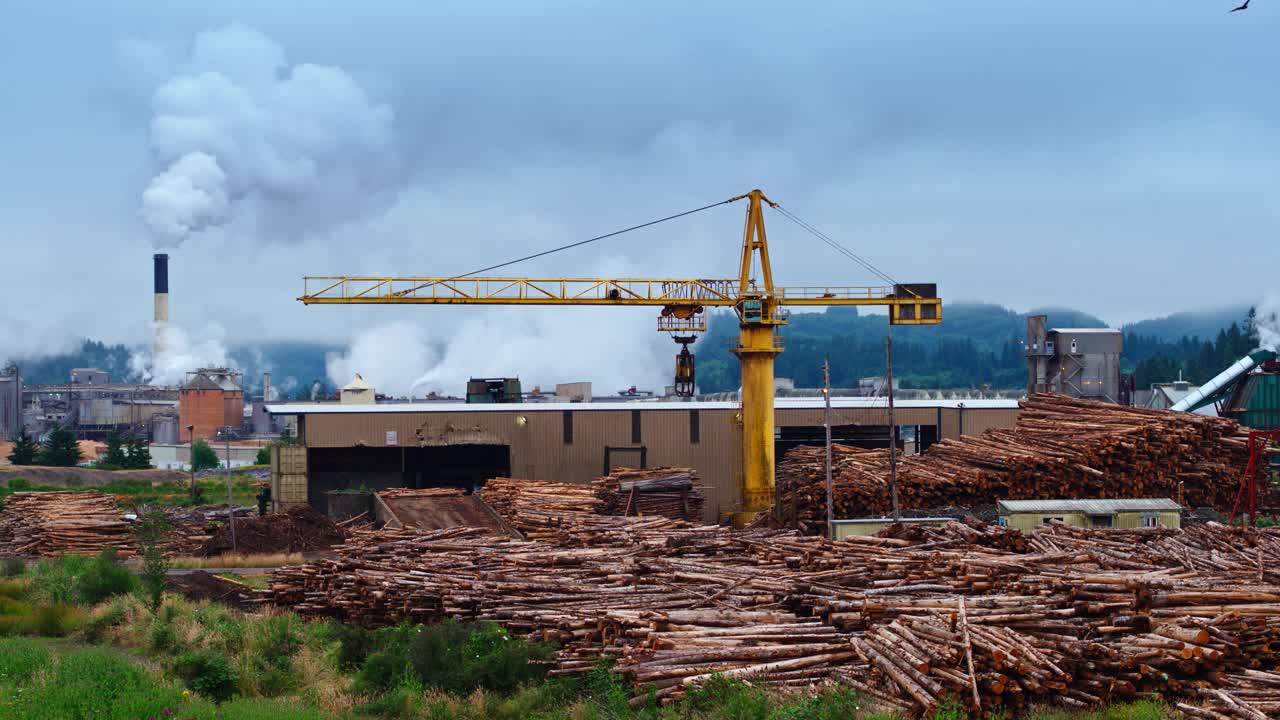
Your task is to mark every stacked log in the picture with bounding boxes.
[777,393,1253,532]
[265,517,1280,715]
[593,467,706,522]
[478,477,603,535]
[0,491,135,557]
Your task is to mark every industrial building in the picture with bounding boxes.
[0,365,19,439]
[16,369,178,440]
[179,368,245,442]
[1025,315,1123,402]
[267,396,1020,520]
[997,498,1182,532]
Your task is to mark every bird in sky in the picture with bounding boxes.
[1230,0,1250,12]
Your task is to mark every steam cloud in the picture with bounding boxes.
[140,25,397,247]
[325,321,438,398]
[1257,293,1280,352]
[326,312,669,399]
[130,322,234,386]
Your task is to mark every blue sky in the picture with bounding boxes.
[0,1,1276,382]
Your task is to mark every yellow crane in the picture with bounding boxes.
[299,189,941,520]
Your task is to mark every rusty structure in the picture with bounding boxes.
[179,368,244,442]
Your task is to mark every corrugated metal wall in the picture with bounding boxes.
[298,404,1020,521]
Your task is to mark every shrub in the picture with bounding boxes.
[76,549,135,603]
[0,637,50,684]
[29,554,90,605]
[354,621,556,698]
[192,439,221,472]
[148,617,176,652]
[132,510,171,613]
[174,649,237,701]
[80,597,130,642]
[255,445,272,465]
[29,603,86,637]
[1,556,25,577]
[7,477,32,491]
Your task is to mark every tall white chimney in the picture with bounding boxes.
[262,371,272,402]
[153,253,169,362]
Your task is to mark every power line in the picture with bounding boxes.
[771,205,899,287]
[452,198,736,279]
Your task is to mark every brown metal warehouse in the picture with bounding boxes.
[267,398,1020,521]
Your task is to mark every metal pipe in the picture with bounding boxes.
[886,335,899,521]
[1170,350,1275,412]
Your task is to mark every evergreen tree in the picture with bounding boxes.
[190,439,220,472]
[125,434,153,470]
[37,423,82,467]
[7,430,38,466]
[102,431,128,469]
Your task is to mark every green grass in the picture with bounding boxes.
[1,475,260,508]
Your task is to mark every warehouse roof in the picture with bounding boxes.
[998,498,1182,514]
[1048,328,1120,335]
[266,397,1021,415]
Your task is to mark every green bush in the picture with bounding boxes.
[0,637,50,683]
[191,439,221,472]
[27,550,134,606]
[28,603,85,637]
[354,621,556,698]
[132,510,171,613]
[80,597,130,642]
[7,477,32,491]
[148,617,175,652]
[1,556,25,577]
[29,555,90,605]
[76,549,135,603]
[173,649,237,701]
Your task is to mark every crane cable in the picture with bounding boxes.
[452,198,736,279]
[770,205,900,288]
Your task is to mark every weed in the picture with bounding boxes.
[29,554,90,605]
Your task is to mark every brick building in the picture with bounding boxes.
[179,369,244,442]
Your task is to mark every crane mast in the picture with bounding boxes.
[300,189,942,522]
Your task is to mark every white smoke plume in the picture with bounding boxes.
[1257,293,1280,352]
[325,321,437,398]
[130,322,234,387]
[140,25,397,247]
[325,310,668,399]
[0,317,78,365]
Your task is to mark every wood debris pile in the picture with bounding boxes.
[594,468,706,522]
[777,393,1253,533]
[266,517,1280,717]
[0,491,135,557]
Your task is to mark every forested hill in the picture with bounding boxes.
[6,303,1260,396]
[693,302,1262,393]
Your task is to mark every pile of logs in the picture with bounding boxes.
[478,477,603,535]
[777,393,1254,532]
[0,491,135,557]
[594,468,706,521]
[265,516,1280,717]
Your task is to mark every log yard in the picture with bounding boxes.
[2,4,1279,719]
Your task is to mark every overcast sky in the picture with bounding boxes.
[1,1,1277,372]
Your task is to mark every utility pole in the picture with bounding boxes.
[187,424,196,502]
[219,426,237,551]
[886,336,899,521]
[822,358,834,540]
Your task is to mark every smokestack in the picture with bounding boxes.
[153,253,169,361]
[262,371,271,402]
